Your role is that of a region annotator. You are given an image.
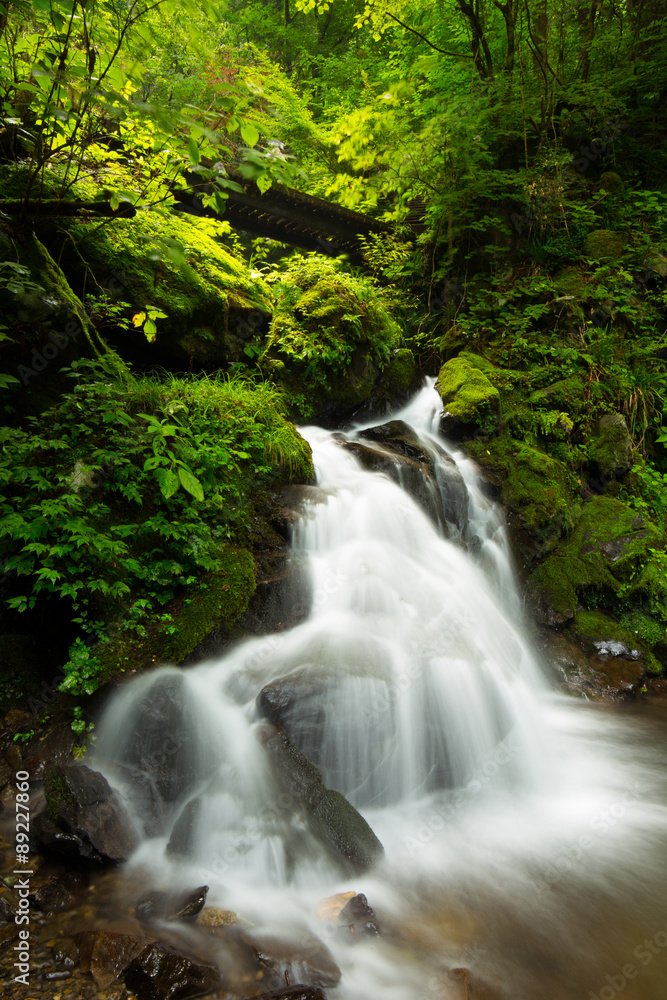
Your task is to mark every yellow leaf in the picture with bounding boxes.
[132,312,146,327]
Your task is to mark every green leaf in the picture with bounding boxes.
[177,465,204,501]
[186,136,200,164]
[240,122,259,147]
[154,467,180,499]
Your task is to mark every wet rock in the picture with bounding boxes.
[341,440,443,526]
[41,763,139,864]
[44,969,73,981]
[4,709,34,729]
[258,669,328,761]
[53,937,80,969]
[28,866,84,913]
[358,422,470,535]
[337,893,380,937]
[243,929,341,990]
[268,485,329,541]
[358,420,433,463]
[198,906,237,927]
[538,631,605,697]
[106,763,165,839]
[0,886,18,921]
[166,799,200,857]
[262,726,384,873]
[110,674,200,804]
[76,929,149,988]
[135,885,208,923]
[588,413,633,487]
[124,941,221,1000]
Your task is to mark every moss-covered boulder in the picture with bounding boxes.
[263,725,384,873]
[467,435,578,569]
[263,256,402,423]
[587,413,634,486]
[354,347,420,419]
[50,210,273,369]
[598,172,624,197]
[435,354,500,439]
[528,497,661,625]
[583,229,626,262]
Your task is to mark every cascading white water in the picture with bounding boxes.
[93,380,667,1000]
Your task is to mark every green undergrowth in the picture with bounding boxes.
[0,356,312,694]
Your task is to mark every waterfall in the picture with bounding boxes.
[92,380,667,1000]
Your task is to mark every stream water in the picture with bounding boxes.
[93,381,667,1000]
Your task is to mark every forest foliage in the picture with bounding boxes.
[0,0,666,709]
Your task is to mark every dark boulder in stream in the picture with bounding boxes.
[125,940,222,1000]
[261,725,384,873]
[39,762,138,864]
[345,420,470,536]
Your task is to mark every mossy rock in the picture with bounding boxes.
[587,413,633,485]
[468,436,577,544]
[377,348,418,405]
[528,497,662,625]
[553,266,587,299]
[264,725,384,873]
[598,172,624,197]
[568,610,660,676]
[435,355,500,439]
[263,256,401,423]
[583,230,626,263]
[0,230,98,413]
[52,210,273,369]
[92,547,256,684]
[528,377,585,413]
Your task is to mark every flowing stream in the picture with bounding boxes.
[93,381,667,1000]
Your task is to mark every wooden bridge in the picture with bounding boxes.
[174,169,406,260]
[2,170,421,261]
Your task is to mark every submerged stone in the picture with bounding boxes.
[243,928,341,989]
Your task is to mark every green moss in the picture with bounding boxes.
[43,771,76,825]
[599,172,624,197]
[588,414,633,479]
[529,497,662,621]
[380,348,417,399]
[161,548,256,663]
[435,356,500,432]
[618,609,666,647]
[458,350,496,373]
[569,610,660,674]
[55,210,272,367]
[264,256,401,421]
[470,435,577,535]
[583,229,627,262]
[553,266,587,299]
[529,376,585,412]
[92,547,256,681]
